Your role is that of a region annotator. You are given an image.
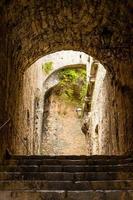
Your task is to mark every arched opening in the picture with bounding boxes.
[0,1,132,160]
[10,49,128,156]
[0,3,133,199]
[2,42,132,158]
[14,50,91,155]
[41,65,89,155]
[4,47,133,157]
[41,83,88,155]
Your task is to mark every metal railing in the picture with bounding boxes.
[0,118,10,131]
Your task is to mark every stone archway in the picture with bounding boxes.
[0,0,133,158]
[10,51,89,155]
[40,64,88,155]
[40,84,88,156]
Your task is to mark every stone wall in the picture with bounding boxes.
[9,51,88,155]
[13,64,43,155]
[0,21,11,160]
[0,39,8,160]
[85,64,133,155]
[0,0,133,159]
[41,91,88,155]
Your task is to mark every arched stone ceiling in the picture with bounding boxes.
[43,64,86,90]
[1,0,133,86]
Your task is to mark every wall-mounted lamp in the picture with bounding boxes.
[76,108,82,118]
[100,26,113,48]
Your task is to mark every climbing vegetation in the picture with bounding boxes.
[42,61,53,74]
[55,68,87,106]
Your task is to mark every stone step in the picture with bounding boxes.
[0,180,133,190]
[1,164,133,172]
[4,158,133,165]
[0,171,133,181]
[11,155,133,160]
[0,190,133,200]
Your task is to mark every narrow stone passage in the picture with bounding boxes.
[18,51,89,155]
[41,92,88,155]
[0,1,132,199]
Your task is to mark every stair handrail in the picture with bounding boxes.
[0,118,29,155]
[0,118,11,131]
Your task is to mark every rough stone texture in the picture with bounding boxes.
[83,59,133,155]
[11,51,88,155]
[41,92,88,155]
[14,64,43,155]
[0,190,133,200]
[87,64,107,154]
[0,191,66,200]
[0,155,133,199]
[0,0,133,159]
[86,64,133,155]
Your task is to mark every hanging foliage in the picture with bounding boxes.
[42,61,53,74]
[54,68,87,106]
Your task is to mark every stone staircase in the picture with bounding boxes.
[0,155,133,199]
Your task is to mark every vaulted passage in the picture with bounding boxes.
[0,1,133,199]
[0,0,133,158]
[16,50,89,155]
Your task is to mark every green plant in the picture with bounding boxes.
[55,68,88,106]
[42,61,53,74]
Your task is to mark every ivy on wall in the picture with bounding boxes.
[54,68,87,106]
[42,61,53,74]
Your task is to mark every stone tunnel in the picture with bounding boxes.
[0,0,133,160]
